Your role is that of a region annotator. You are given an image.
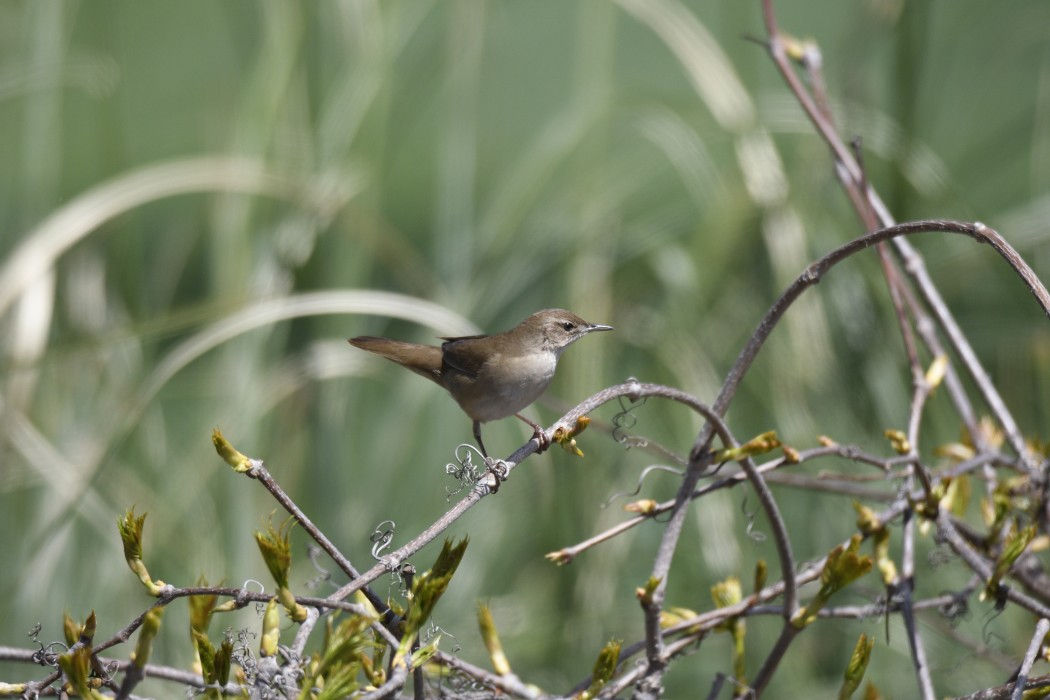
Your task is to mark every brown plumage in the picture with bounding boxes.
[349,309,613,456]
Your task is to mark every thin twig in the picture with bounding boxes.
[736,454,796,617]
[551,443,902,566]
[669,217,1047,694]
[1012,618,1050,700]
[240,459,395,625]
[896,275,986,452]
[325,382,726,606]
[704,220,1050,454]
[357,662,408,700]
[901,504,937,699]
[937,511,1050,619]
[290,607,321,662]
[946,674,1050,700]
[431,651,543,699]
[580,499,917,697]
[758,0,1044,468]
[1,645,245,695]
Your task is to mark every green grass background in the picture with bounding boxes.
[1,1,1048,696]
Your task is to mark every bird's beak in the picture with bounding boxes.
[588,323,614,333]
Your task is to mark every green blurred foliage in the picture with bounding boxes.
[0,1,1047,696]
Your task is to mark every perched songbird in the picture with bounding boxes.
[349,309,613,457]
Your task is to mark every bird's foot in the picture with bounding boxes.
[532,427,551,453]
[514,413,550,453]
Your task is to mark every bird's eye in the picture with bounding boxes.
[562,322,575,331]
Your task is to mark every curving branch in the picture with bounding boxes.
[324,382,726,606]
[758,0,1043,466]
[677,218,1049,695]
[704,219,1049,448]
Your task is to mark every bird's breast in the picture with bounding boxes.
[445,350,558,422]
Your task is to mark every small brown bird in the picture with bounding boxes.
[349,309,613,457]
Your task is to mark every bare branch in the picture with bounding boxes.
[758,0,1046,466]
[1012,618,1050,700]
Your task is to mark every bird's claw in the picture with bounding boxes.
[533,428,551,453]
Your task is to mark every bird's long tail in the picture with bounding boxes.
[348,337,444,384]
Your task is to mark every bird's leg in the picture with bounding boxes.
[473,420,508,488]
[472,420,489,459]
[514,413,550,452]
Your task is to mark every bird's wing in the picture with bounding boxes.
[440,336,490,379]
[438,334,486,342]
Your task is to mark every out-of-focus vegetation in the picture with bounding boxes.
[0,1,1047,696]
